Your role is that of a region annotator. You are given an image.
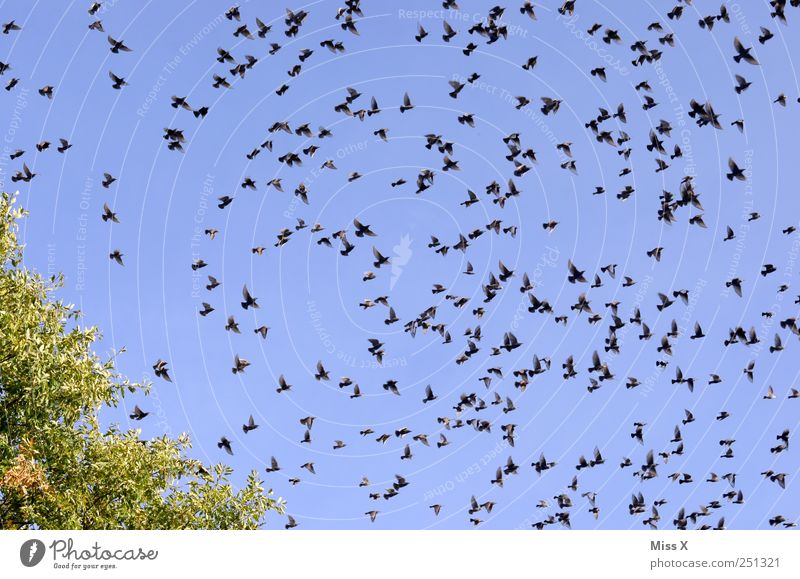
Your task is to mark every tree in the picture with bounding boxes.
[0,192,284,529]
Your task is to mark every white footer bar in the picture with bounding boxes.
[1,531,798,577]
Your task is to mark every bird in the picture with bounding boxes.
[422,385,437,403]
[101,203,119,223]
[109,250,124,266]
[399,92,414,113]
[107,35,132,53]
[109,71,127,89]
[727,158,747,181]
[276,375,292,394]
[415,23,428,43]
[734,74,752,94]
[372,247,390,268]
[241,285,258,309]
[733,36,759,65]
[11,163,35,182]
[314,361,330,381]
[217,436,233,455]
[353,218,376,237]
[2,20,21,34]
[265,456,280,473]
[152,359,171,382]
[567,260,587,284]
[242,415,258,433]
[129,405,149,420]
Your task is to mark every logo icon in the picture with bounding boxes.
[20,539,46,567]
[390,234,413,290]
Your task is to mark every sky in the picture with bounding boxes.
[2,0,800,529]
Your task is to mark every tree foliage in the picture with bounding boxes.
[0,192,284,529]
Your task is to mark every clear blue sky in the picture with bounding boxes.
[4,0,800,529]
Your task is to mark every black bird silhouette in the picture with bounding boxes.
[109,71,127,89]
[107,35,132,53]
[129,405,149,420]
[217,436,233,455]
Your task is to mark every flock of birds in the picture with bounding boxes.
[6,0,800,529]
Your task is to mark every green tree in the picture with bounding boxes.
[0,192,284,529]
